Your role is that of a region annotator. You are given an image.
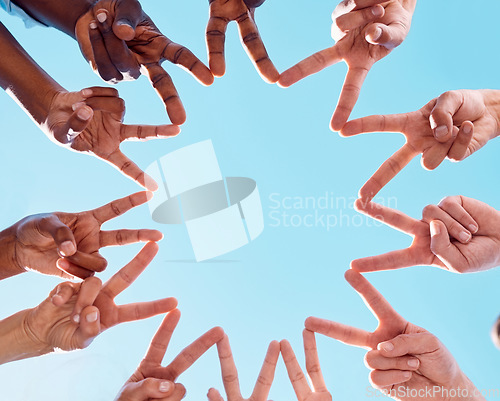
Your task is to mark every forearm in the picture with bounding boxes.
[11,0,95,37]
[0,225,24,280]
[0,22,64,125]
[0,309,50,364]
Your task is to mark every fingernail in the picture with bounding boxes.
[469,224,478,233]
[77,107,92,120]
[371,27,382,40]
[403,371,412,379]
[73,314,80,323]
[459,231,471,243]
[159,382,172,393]
[72,101,85,111]
[86,311,98,323]
[434,125,448,139]
[407,358,419,368]
[51,294,62,305]
[89,21,98,29]
[463,124,472,135]
[378,341,394,352]
[116,19,132,28]
[81,88,93,97]
[96,12,107,23]
[371,6,383,17]
[429,221,440,237]
[59,241,76,257]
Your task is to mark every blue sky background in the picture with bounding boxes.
[0,0,499,400]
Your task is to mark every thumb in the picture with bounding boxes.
[118,379,175,400]
[365,22,407,50]
[429,91,464,143]
[112,0,143,41]
[377,332,440,357]
[38,215,77,257]
[52,104,93,145]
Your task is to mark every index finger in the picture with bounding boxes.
[215,335,242,400]
[303,330,328,393]
[278,45,342,88]
[250,340,280,401]
[144,309,181,365]
[91,191,153,224]
[280,339,312,399]
[305,316,370,349]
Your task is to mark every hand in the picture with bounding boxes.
[44,86,179,190]
[11,191,161,280]
[352,197,500,274]
[279,0,416,130]
[206,0,279,83]
[305,270,480,400]
[116,309,224,401]
[340,89,500,201]
[22,242,177,355]
[280,331,332,401]
[75,1,214,125]
[207,335,280,401]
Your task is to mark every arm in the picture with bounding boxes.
[0,226,24,280]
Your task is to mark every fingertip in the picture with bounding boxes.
[304,316,316,330]
[377,341,394,353]
[429,220,441,237]
[76,105,94,122]
[365,25,383,44]
[277,72,295,88]
[59,241,77,257]
[113,20,136,41]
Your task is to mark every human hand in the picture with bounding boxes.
[44,86,179,190]
[340,89,500,201]
[206,0,279,83]
[207,335,280,401]
[21,242,177,356]
[75,0,214,125]
[352,197,500,274]
[279,0,416,130]
[305,270,481,400]
[116,309,224,401]
[9,191,161,280]
[280,330,332,401]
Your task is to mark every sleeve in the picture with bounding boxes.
[0,0,47,28]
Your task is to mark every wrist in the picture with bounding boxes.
[480,89,500,139]
[451,372,486,401]
[0,225,25,280]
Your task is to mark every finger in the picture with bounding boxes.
[421,139,453,170]
[331,64,373,131]
[438,196,478,233]
[37,215,77,257]
[102,242,158,298]
[119,379,176,400]
[340,113,407,137]
[82,95,125,117]
[94,9,141,78]
[429,220,469,272]
[278,46,342,88]
[370,370,412,389]
[359,144,418,201]
[421,204,472,244]
[365,22,408,50]
[354,199,423,236]
[344,270,404,325]
[335,5,384,32]
[144,309,181,365]
[89,19,123,82]
[429,90,464,143]
[75,305,101,348]
[303,330,328,392]
[305,317,371,349]
[56,258,96,280]
[117,297,178,326]
[250,340,280,400]
[351,0,388,9]
[144,64,186,125]
[165,383,186,401]
[105,150,158,191]
[120,123,181,141]
[51,282,78,306]
[72,276,102,323]
[215,335,242,399]
[113,0,143,41]
[91,191,153,224]
[350,249,418,273]
[166,326,225,380]
[161,40,214,86]
[63,105,94,142]
[100,229,163,248]
[80,86,120,98]
[364,350,420,371]
[448,121,474,161]
[63,251,108,273]
[280,339,312,399]
[378,332,441,357]
[206,13,229,77]
[207,388,224,401]
[236,11,279,83]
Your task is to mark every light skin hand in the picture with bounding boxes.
[305,270,483,401]
[340,89,500,201]
[279,0,416,131]
[206,0,279,83]
[352,197,500,274]
[75,0,214,125]
[280,331,332,401]
[0,242,177,364]
[116,309,224,401]
[207,335,280,401]
[1,191,162,280]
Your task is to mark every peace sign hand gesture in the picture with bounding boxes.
[352,197,500,274]
[208,335,280,401]
[206,0,279,83]
[305,270,478,400]
[279,0,416,130]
